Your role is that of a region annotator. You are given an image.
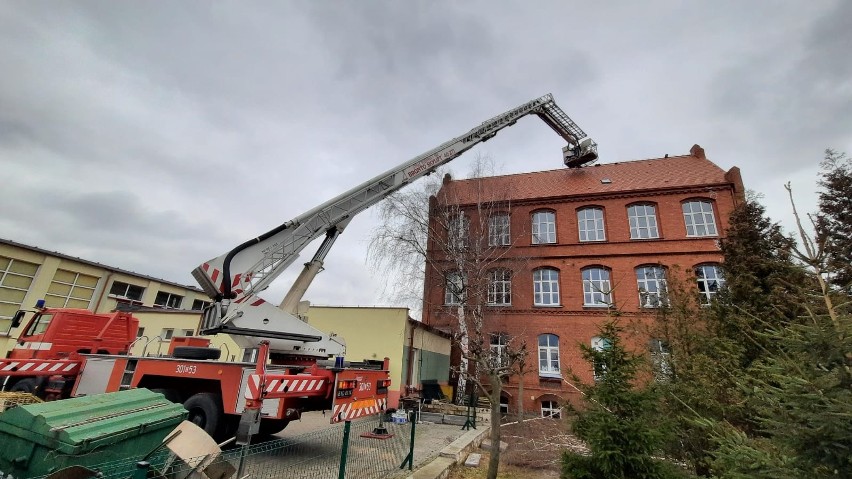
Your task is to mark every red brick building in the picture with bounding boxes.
[421,144,744,416]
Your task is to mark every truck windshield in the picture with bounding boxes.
[23,313,54,336]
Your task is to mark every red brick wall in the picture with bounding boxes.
[422,177,739,415]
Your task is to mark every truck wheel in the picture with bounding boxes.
[10,378,38,394]
[172,347,221,360]
[258,419,290,436]
[184,393,224,440]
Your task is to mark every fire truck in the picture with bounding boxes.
[1,93,597,441]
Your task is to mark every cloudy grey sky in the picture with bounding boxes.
[1,1,850,312]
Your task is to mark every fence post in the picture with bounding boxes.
[338,420,352,479]
[133,461,150,479]
[399,410,416,470]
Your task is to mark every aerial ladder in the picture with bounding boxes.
[191,93,598,359]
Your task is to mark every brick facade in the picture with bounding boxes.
[421,145,744,416]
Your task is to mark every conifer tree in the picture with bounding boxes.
[817,149,852,293]
[562,321,687,479]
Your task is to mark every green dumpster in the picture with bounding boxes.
[0,389,186,478]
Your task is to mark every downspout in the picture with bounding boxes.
[93,272,114,312]
[405,320,416,395]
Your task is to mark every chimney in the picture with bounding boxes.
[690,144,706,159]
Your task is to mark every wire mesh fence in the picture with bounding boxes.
[35,413,422,479]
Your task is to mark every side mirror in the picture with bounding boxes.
[11,310,25,329]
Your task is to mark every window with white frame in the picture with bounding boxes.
[533,268,560,306]
[489,213,510,246]
[500,396,509,414]
[695,264,725,303]
[487,269,511,305]
[628,204,660,239]
[109,281,145,302]
[531,210,556,244]
[0,257,39,327]
[541,400,561,418]
[682,200,718,237]
[136,327,145,338]
[154,291,183,309]
[578,207,606,242]
[490,332,508,368]
[182,329,194,336]
[538,334,561,378]
[444,271,465,305]
[44,269,99,309]
[161,328,174,340]
[592,336,612,381]
[582,267,612,306]
[649,339,672,382]
[636,265,667,308]
[448,214,469,249]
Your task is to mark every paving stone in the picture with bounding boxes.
[464,453,481,467]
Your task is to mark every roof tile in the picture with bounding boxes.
[438,150,730,204]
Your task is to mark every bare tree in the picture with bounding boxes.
[368,156,530,479]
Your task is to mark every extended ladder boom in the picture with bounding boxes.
[192,94,596,353]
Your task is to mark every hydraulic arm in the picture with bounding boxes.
[191,94,597,356]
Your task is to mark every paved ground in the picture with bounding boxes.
[234,410,470,478]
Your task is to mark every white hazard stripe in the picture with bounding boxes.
[2,362,19,371]
[0,360,79,373]
[332,398,387,421]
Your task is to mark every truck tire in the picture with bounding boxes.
[258,419,290,436]
[172,347,221,360]
[184,393,224,440]
[10,378,38,394]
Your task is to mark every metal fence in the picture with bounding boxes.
[36,414,419,479]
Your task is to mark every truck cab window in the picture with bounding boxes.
[23,313,54,336]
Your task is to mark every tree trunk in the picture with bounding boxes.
[455,306,469,405]
[516,365,525,424]
[487,375,503,479]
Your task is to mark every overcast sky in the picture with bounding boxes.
[1,1,850,313]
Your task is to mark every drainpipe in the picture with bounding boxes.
[405,320,416,395]
[93,272,114,312]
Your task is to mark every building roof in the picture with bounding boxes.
[0,237,203,293]
[437,144,739,205]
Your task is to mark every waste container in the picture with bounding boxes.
[0,388,186,478]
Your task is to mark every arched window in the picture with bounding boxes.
[490,332,508,368]
[489,213,511,246]
[682,200,718,237]
[444,271,465,305]
[541,399,561,418]
[635,265,667,308]
[591,336,612,381]
[531,210,556,244]
[582,267,612,306]
[533,268,560,306]
[695,263,725,303]
[627,203,659,239]
[578,207,606,242]
[487,269,511,305]
[538,333,560,378]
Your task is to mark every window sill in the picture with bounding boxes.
[487,303,512,308]
[629,237,661,241]
[533,304,562,308]
[538,374,562,381]
[582,304,610,309]
[578,239,607,243]
[685,234,718,238]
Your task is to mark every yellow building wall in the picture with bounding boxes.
[305,306,408,406]
[0,241,219,358]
